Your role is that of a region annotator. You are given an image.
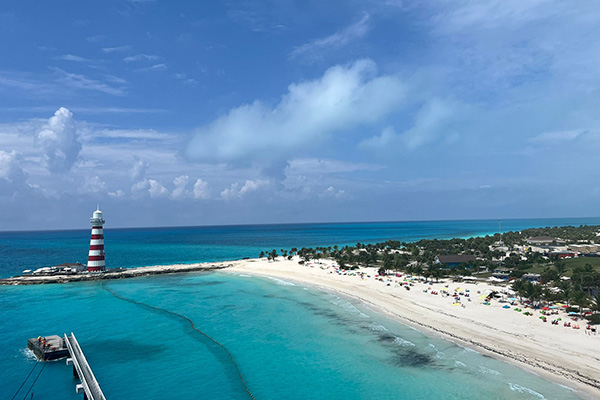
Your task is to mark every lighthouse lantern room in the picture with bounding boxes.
[87,207,106,272]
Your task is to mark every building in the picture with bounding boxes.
[435,255,477,268]
[522,273,541,283]
[527,236,565,245]
[55,262,86,272]
[568,244,600,254]
[491,272,510,282]
[87,207,106,272]
[548,251,576,259]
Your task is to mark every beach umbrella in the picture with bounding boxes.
[502,305,510,309]
[542,307,550,310]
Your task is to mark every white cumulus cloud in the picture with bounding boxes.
[0,150,29,197]
[360,98,457,151]
[131,178,169,198]
[193,178,210,200]
[148,179,169,198]
[171,175,190,200]
[130,156,148,180]
[0,150,27,183]
[221,179,269,200]
[108,189,126,198]
[187,59,405,167]
[36,107,82,172]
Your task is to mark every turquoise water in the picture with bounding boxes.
[1,272,583,399]
[2,218,598,399]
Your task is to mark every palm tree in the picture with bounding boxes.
[592,292,600,314]
[557,280,573,306]
[414,264,423,279]
[571,289,589,313]
[511,280,525,303]
[554,260,567,277]
[527,283,543,307]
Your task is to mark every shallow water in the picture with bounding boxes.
[1,272,584,399]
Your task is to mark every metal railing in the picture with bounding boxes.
[64,332,106,400]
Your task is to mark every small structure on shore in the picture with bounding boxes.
[87,207,106,272]
[435,254,476,268]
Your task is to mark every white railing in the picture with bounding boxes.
[64,333,107,400]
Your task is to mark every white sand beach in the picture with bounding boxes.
[227,257,600,399]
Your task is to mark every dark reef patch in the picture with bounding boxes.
[388,347,435,368]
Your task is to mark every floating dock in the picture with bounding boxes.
[27,335,69,361]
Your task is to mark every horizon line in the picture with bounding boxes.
[1,215,599,234]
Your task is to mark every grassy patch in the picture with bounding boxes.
[563,257,600,271]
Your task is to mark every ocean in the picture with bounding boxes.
[1,217,598,399]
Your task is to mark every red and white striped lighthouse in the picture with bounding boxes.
[87,207,106,272]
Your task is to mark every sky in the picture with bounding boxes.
[0,0,599,230]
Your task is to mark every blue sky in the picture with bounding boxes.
[0,0,599,230]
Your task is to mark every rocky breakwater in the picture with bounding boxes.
[0,262,233,285]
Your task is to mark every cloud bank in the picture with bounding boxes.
[187,59,404,167]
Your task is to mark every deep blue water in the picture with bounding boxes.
[2,217,600,278]
[1,218,598,399]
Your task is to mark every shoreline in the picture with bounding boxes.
[0,262,234,285]
[4,255,599,398]
[226,257,600,400]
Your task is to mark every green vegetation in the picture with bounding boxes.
[258,224,600,323]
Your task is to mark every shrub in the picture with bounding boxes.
[586,314,600,325]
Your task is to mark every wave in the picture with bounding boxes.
[479,365,501,375]
[366,323,389,332]
[393,337,416,347]
[20,348,37,361]
[267,277,295,286]
[555,383,576,392]
[508,383,546,399]
[458,344,479,354]
[330,297,370,318]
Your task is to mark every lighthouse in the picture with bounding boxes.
[87,207,106,272]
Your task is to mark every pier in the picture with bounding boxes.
[64,332,106,400]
